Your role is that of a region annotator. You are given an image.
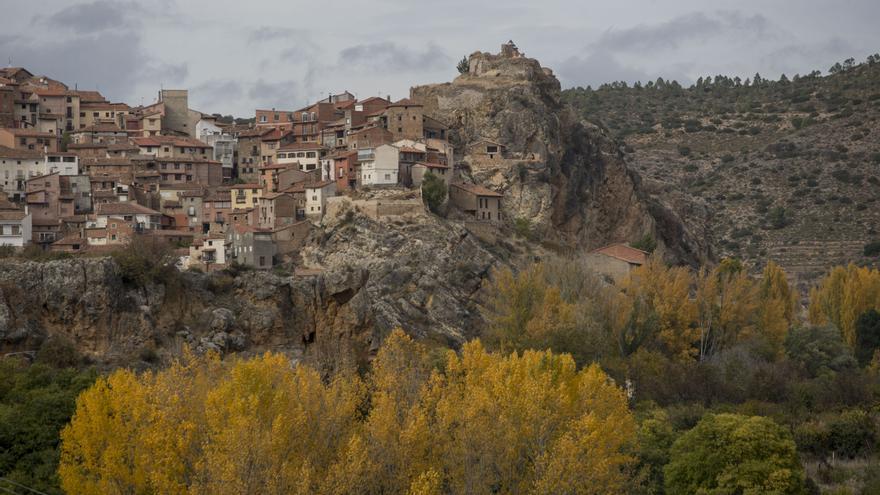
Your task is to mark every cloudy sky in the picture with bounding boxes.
[2,0,878,117]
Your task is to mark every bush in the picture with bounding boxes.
[785,325,857,378]
[766,206,792,229]
[111,238,178,287]
[665,414,806,494]
[828,409,876,458]
[513,217,532,239]
[855,310,880,366]
[631,234,657,253]
[864,241,880,257]
[677,145,691,157]
[421,171,447,214]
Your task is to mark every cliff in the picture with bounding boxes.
[0,210,498,367]
[412,49,708,264]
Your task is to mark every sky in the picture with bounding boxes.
[2,0,878,117]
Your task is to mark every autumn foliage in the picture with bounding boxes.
[59,332,637,495]
[487,257,798,363]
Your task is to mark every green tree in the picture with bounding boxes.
[456,56,469,74]
[855,309,880,366]
[420,172,447,214]
[665,413,806,494]
[0,361,97,495]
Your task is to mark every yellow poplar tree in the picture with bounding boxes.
[59,369,152,495]
[809,264,880,347]
[620,256,697,360]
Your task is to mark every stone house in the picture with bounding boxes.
[412,162,451,187]
[381,98,424,142]
[71,124,128,145]
[188,236,228,270]
[257,192,298,229]
[349,125,392,151]
[93,202,162,230]
[273,221,311,256]
[0,128,57,152]
[236,127,274,181]
[449,183,502,222]
[468,139,506,161]
[304,181,337,221]
[227,224,276,269]
[259,163,309,193]
[0,209,31,247]
[584,243,648,282]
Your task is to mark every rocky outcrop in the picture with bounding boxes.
[0,209,500,366]
[412,49,706,265]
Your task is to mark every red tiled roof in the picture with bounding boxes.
[97,202,161,216]
[451,183,502,197]
[229,183,261,189]
[589,243,648,266]
[304,180,335,189]
[0,145,43,159]
[388,98,422,107]
[398,146,426,154]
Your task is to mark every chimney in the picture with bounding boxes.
[386,94,391,102]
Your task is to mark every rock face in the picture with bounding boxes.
[412,49,706,264]
[0,212,499,366]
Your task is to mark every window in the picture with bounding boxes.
[259,115,267,123]
[397,128,402,133]
[11,225,19,235]
[259,256,266,266]
[385,174,391,180]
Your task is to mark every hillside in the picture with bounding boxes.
[563,55,880,286]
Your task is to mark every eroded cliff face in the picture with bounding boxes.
[0,210,499,367]
[412,51,708,264]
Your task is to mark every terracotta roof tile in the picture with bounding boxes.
[589,243,648,265]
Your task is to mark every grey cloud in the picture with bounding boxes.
[247,27,307,45]
[36,0,144,33]
[0,32,143,100]
[191,79,244,110]
[248,79,302,109]
[338,42,450,72]
[557,51,652,88]
[593,11,777,53]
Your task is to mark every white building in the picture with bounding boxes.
[45,152,79,176]
[197,119,235,179]
[0,147,48,202]
[359,144,399,186]
[187,236,228,269]
[277,143,322,172]
[0,210,32,247]
[304,181,337,221]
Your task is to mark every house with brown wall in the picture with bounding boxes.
[449,183,502,222]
